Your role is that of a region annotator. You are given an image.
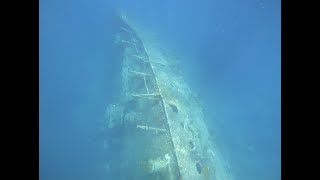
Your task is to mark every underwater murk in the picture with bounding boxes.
[40,0,280,180]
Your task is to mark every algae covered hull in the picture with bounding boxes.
[103,10,233,180]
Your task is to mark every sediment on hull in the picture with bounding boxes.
[102,9,234,180]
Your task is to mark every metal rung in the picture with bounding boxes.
[131,93,161,98]
[120,27,132,33]
[128,70,151,76]
[137,125,167,133]
[131,54,148,61]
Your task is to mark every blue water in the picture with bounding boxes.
[40,0,280,179]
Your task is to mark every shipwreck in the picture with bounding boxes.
[102,10,233,180]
